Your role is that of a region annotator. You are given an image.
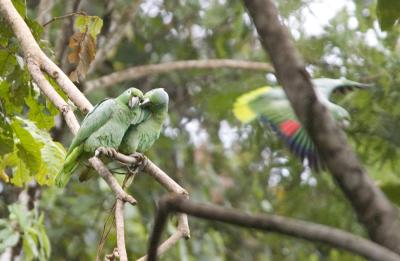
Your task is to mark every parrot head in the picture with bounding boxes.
[140,88,169,111]
[117,87,144,109]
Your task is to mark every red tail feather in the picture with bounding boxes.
[279,120,300,137]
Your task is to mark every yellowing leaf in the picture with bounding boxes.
[0,170,9,183]
[67,31,96,82]
[74,15,103,39]
[5,150,31,186]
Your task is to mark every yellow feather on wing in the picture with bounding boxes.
[233,87,270,123]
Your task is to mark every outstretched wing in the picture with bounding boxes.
[234,87,323,170]
[313,78,371,100]
[67,99,115,154]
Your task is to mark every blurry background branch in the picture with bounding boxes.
[84,59,273,92]
[243,0,400,253]
[54,0,82,70]
[88,0,142,74]
[147,195,400,261]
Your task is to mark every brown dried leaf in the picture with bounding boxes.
[67,31,96,82]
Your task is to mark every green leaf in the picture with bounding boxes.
[23,232,39,260]
[380,181,400,205]
[0,49,17,75]
[37,214,51,258]
[0,19,14,47]
[25,19,44,41]
[377,0,400,31]
[11,0,26,18]
[15,117,66,185]
[25,94,55,130]
[12,119,43,175]
[8,203,30,230]
[5,66,31,113]
[0,114,14,155]
[0,229,19,251]
[6,150,31,186]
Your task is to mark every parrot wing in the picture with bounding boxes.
[313,78,371,100]
[67,98,116,154]
[234,87,323,170]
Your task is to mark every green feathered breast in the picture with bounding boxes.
[55,88,145,187]
[119,88,169,155]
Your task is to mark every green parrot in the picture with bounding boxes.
[233,78,370,170]
[55,88,145,187]
[119,88,169,155]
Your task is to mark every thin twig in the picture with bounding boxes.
[42,11,87,27]
[84,59,273,93]
[147,195,400,261]
[115,199,127,261]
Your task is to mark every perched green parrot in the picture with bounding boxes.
[55,88,145,187]
[233,78,370,170]
[119,88,169,155]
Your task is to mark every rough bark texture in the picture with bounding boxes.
[243,0,400,253]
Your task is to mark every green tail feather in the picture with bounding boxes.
[55,146,83,187]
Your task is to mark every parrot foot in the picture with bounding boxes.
[127,152,145,173]
[95,147,118,158]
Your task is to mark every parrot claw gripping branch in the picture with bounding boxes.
[0,1,190,260]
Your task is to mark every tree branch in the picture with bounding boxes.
[84,59,273,93]
[112,153,191,261]
[147,195,400,261]
[242,0,400,253]
[115,199,127,261]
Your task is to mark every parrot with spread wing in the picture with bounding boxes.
[233,78,370,170]
[119,88,169,155]
[55,88,145,187]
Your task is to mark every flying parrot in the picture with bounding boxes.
[233,78,369,170]
[119,88,169,155]
[55,88,145,187]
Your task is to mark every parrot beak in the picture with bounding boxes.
[129,96,140,109]
[140,98,151,107]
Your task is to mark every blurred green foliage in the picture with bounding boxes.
[1,0,400,260]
